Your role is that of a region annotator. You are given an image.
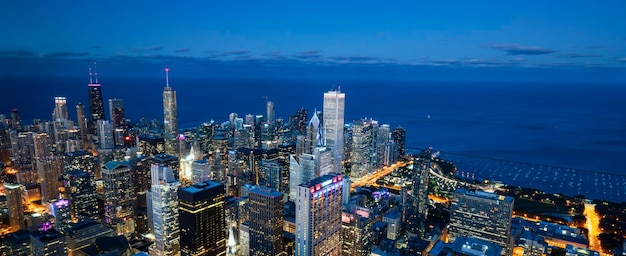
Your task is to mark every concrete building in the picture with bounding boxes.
[295,173,343,256]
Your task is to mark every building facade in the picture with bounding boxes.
[322,90,345,173]
[295,173,343,256]
[249,186,284,256]
[449,189,514,256]
[179,181,226,256]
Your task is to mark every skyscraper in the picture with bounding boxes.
[36,155,63,203]
[149,165,181,256]
[295,173,343,256]
[323,90,345,173]
[97,120,114,149]
[102,161,135,237]
[178,181,226,256]
[76,103,88,146]
[53,97,69,129]
[61,170,98,221]
[50,199,71,234]
[449,189,514,256]
[391,126,406,157]
[108,98,125,128]
[88,64,105,136]
[163,68,179,156]
[5,183,25,231]
[266,101,275,124]
[249,186,284,256]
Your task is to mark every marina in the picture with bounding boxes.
[437,152,626,202]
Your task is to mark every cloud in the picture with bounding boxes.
[588,45,603,49]
[150,46,163,51]
[298,50,322,55]
[490,44,557,55]
[0,50,35,57]
[225,50,249,55]
[263,51,281,57]
[557,53,599,58]
[332,56,381,62]
[293,50,323,59]
[616,57,626,63]
[44,51,89,57]
[91,45,103,49]
[174,48,191,53]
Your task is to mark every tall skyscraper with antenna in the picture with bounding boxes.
[323,89,345,173]
[88,63,105,137]
[163,68,179,156]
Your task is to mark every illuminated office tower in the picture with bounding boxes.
[61,170,98,221]
[391,126,406,156]
[5,183,25,231]
[350,119,375,180]
[98,120,114,149]
[249,186,284,256]
[149,165,181,256]
[108,98,125,128]
[102,161,135,237]
[36,155,63,203]
[76,103,88,146]
[50,199,71,234]
[375,124,390,168]
[449,189,514,256]
[163,68,179,156]
[88,64,105,136]
[178,181,226,256]
[407,153,430,237]
[191,159,211,184]
[30,229,68,256]
[11,108,22,131]
[295,173,343,256]
[259,159,281,192]
[313,146,333,177]
[288,154,316,201]
[266,101,275,124]
[64,150,98,178]
[53,97,69,132]
[323,90,345,173]
[10,131,35,169]
[304,111,322,154]
[33,132,52,160]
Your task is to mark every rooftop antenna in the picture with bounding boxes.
[262,96,269,102]
[338,85,341,92]
[93,61,99,83]
[88,67,93,84]
[165,67,170,88]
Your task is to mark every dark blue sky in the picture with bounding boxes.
[1,1,625,81]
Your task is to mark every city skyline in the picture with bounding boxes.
[1,2,625,82]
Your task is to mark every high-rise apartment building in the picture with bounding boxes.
[391,126,406,156]
[50,199,71,234]
[108,98,125,128]
[149,165,181,256]
[249,186,284,256]
[350,119,376,180]
[179,181,226,256]
[5,183,25,231]
[88,64,105,136]
[323,90,345,173]
[102,161,135,237]
[295,173,343,256]
[449,189,514,256]
[36,155,63,203]
[163,68,179,156]
[61,169,98,221]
